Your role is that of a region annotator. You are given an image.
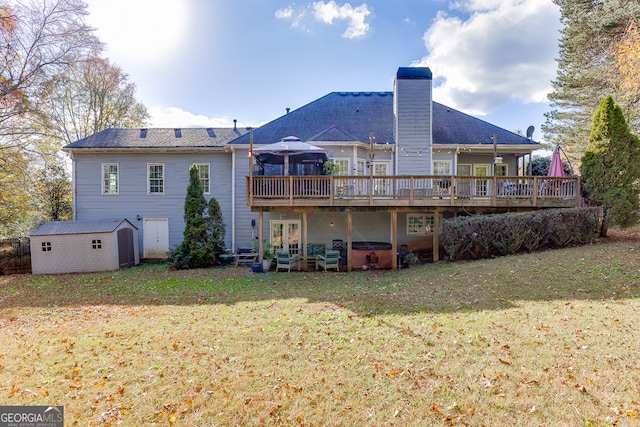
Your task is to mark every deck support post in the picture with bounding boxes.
[391,211,398,270]
[347,211,353,272]
[433,209,440,262]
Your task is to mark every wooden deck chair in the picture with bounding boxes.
[275,249,299,272]
[316,249,340,272]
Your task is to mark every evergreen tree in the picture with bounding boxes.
[580,96,640,234]
[168,164,225,269]
[181,164,209,267]
[544,0,640,162]
[205,197,226,258]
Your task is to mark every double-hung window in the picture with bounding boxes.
[194,163,210,194]
[148,163,164,195]
[102,163,119,195]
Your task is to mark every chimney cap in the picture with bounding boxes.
[396,67,432,80]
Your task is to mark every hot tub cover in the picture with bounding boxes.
[352,241,392,250]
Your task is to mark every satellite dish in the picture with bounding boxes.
[526,125,535,139]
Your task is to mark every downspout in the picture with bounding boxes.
[231,146,236,253]
[70,152,77,220]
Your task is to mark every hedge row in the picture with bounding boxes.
[440,207,600,261]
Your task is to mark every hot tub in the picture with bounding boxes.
[351,241,393,269]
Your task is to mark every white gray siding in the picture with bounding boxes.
[394,77,433,175]
[72,152,233,255]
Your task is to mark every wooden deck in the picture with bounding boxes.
[247,175,580,209]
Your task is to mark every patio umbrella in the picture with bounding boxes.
[548,146,565,177]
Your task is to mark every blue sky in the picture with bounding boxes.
[85,0,561,142]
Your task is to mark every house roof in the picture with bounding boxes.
[64,127,248,150]
[63,93,537,151]
[233,92,395,146]
[30,219,137,236]
[232,92,538,148]
[432,102,535,147]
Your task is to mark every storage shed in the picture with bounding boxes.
[30,219,139,274]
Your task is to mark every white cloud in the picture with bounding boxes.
[275,1,372,39]
[148,106,241,128]
[312,1,371,38]
[275,7,294,19]
[412,0,560,116]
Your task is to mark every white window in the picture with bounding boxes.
[102,163,119,194]
[330,158,349,176]
[194,163,210,194]
[495,164,508,176]
[407,214,435,235]
[148,163,164,195]
[433,161,452,175]
[357,159,366,176]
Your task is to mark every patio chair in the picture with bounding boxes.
[275,249,299,272]
[316,249,340,272]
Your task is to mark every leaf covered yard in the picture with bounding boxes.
[1,234,640,426]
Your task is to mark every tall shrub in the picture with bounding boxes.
[168,164,224,269]
[580,96,640,234]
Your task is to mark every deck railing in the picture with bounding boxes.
[247,175,580,208]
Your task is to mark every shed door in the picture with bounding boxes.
[117,228,135,267]
[143,218,169,258]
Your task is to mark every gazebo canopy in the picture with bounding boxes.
[253,136,327,176]
[253,136,325,155]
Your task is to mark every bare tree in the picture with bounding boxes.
[0,0,101,147]
[43,57,149,145]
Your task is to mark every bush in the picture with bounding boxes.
[167,244,192,270]
[441,207,600,261]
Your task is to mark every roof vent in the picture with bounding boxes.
[286,107,290,114]
[206,128,216,138]
[174,128,182,138]
[140,129,147,138]
[233,119,237,131]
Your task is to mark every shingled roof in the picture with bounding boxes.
[64,127,248,150]
[231,92,537,147]
[31,219,137,236]
[64,93,537,150]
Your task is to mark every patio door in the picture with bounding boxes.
[270,220,300,256]
[473,165,490,196]
[372,161,391,196]
[457,164,472,197]
[331,158,350,196]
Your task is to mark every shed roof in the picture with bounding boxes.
[31,219,137,236]
[64,127,248,150]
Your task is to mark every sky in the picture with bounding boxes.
[84,0,562,143]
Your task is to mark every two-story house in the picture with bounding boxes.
[64,67,579,270]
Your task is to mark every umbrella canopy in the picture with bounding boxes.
[252,136,327,176]
[253,136,325,155]
[548,146,565,177]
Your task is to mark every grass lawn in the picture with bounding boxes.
[1,233,640,426]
